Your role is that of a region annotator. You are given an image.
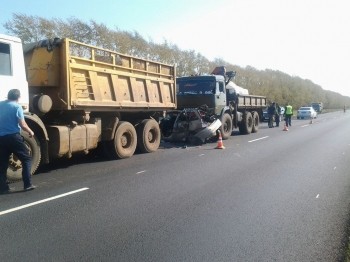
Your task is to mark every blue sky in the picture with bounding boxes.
[2,0,350,97]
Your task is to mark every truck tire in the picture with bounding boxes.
[220,113,233,140]
[252,111,259,133]
[137,119,161,153]
[7,133,41,183]
[106,121,137,159]
[240,112,253,134]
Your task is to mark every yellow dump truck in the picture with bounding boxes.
[0,34,176,182]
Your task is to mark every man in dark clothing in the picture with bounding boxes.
[267,102,277,128]
[275,103,281,127]
[0,89,36,194]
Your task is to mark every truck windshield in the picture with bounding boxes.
[177,80,216,95]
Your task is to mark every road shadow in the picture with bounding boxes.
[36,140,204,175]
[34,128,262,175]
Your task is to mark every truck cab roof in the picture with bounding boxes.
[0,34,22,44]
[177,74,225,82]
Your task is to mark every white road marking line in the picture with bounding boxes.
[301,124,309,128]
[316,194,320,198]
[136,170,146,174]
[199,154,205,157]
[334,167,337,170]
[248,136,269,143]
[0,187,89,216]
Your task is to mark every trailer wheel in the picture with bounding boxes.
[7,133,41,183]
[241,112,253,134]
[252,111,259,133]
[137,119,161,153]
[106,121,137,159]
[220,113,233,140]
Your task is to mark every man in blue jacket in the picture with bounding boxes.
[0,89,36,194]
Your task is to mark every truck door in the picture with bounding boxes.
[215,80,226,115]
[0,35,29,108]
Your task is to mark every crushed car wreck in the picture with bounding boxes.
[160,66,267,146]
[161,106,222,145]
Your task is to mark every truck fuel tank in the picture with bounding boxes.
[47,124,99,158]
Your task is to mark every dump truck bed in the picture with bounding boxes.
[236,94,266,109]
[24,38,176,112]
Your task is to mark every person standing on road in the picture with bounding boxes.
[285,103,293,127]
[0,89,36,194]
[275,103,281,127]
[267,102,277,128]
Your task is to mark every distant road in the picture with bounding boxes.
[1,111,350,262]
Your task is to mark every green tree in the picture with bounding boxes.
[3,13,350,108]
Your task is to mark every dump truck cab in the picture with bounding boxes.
[0,34,29,109]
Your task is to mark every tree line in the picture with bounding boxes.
[3,13,350,109]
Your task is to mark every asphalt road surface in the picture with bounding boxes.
[1,111,350,262]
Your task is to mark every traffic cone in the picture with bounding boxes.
[215,130,225,149]
[283,124,288,131]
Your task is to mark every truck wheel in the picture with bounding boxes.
[241,112,253,134]
[106,121,137,159]
[137,119,161,153]
[7,133,41,183]
[220,113,233,140]
[252,111,259,133]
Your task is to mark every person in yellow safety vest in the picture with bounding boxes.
[285,103,293,127]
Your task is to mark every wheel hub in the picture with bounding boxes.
[147,130,155,142]
[121,135,128,147]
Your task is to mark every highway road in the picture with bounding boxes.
[1,111,350,261]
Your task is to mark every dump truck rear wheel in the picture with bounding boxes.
[137,119,161,153]
[252,111,259,133]
[106,121,137,159]
[241,112,253,134]
[7,132,41,183]
[220,113,232,140]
